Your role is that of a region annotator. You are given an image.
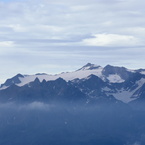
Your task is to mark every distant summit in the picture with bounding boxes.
[0,73,24,88]
[77,63,101,71]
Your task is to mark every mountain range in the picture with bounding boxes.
[1,63,145,145]
[1,63,145,106]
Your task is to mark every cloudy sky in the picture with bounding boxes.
[0,0,145,83]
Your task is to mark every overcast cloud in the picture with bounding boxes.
[0,0,145,83]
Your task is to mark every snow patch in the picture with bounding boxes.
[107,74,125,83]
[127,69,136,73]
[102,87,111,91]
[112,78,145,103]
[0,85,8,90]
[17,68,103,87]
[113,90,136,103]
[140,71,145,75]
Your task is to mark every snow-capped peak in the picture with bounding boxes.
[1,63,145,91]
[77,63,101,71]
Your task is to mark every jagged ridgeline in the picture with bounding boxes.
[0,63,145,106]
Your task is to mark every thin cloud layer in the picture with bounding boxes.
[0,0,145,82]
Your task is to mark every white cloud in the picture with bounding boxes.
[81,33,140,47]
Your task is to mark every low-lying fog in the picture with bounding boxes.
[0,102,145,145]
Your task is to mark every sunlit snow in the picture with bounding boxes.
[112,78,145,103]
[107,74,125,83]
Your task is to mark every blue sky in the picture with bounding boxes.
[0,0,145,83]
